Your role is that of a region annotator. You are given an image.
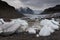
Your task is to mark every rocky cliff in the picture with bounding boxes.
[0,0,24,21]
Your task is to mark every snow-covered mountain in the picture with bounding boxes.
[17,7,34,14]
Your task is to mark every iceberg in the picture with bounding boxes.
[0,18,28,35]
[38,19,59,36]
[39,26,51,36]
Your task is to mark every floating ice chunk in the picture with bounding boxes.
[39,26,52,36]
[26,27,36,34]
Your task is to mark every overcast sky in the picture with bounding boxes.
[2,0,60,10]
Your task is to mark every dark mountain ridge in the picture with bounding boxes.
[0,0,24,21]
[40,5,60,18]
[41,5,60,14]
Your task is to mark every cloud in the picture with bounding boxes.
[2,0,26,8]
[2,0,60,10]
[20,0,60,10]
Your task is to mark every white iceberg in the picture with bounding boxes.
[0,18,28,35]
[38,26,51,36]
[39,19,59,36]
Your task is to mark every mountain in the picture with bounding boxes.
[17,7,34,14]
[40,5,60,18]
[0,0,24,21]
[41,5,60,14]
